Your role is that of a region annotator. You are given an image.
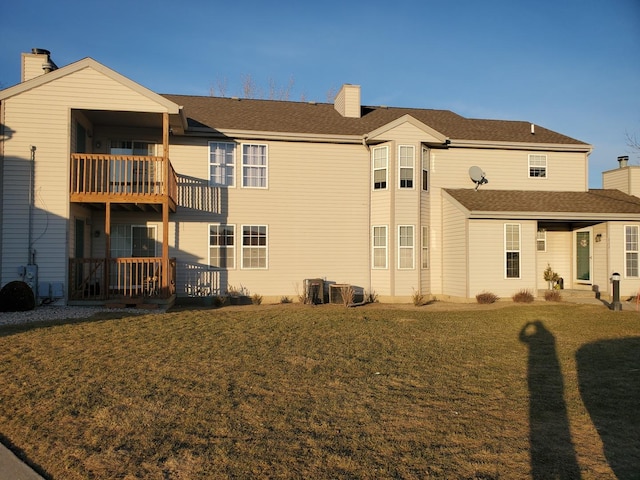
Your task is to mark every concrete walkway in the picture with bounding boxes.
[0,443,44,479]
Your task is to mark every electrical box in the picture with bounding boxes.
[25,264,38,297]
[51,282,64,298]
[38,282,50,299]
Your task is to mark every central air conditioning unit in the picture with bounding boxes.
[303,278,325,304]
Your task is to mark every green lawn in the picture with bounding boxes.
[0,302,638,479]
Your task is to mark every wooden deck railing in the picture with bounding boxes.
[69,257,176,301]
[70,154,177,207]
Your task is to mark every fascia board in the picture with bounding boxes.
[467,211,640,221]
[186,127,364,144]
[449,138,593,153]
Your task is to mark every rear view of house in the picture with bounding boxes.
[2,49,640,306]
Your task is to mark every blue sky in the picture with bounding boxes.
[1,0,638,187]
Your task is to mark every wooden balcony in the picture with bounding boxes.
[69,257,176,302]
[70,154,177,211]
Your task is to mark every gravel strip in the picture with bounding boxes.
[0,305,163,327]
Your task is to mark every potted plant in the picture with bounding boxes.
[543,264,559,290]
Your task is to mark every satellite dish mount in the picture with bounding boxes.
[469,166,488,191]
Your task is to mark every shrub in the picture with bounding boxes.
[544,290,563,302]
[412,289,426,306]
[280,296,293,304]
[0,281,36,312]
[364,290,379,304]
[512,289,535,303]
[339,285,355,307]
[251,293,263,305]
[476,291,498,304]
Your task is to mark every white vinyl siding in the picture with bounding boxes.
[209,142,235,187]
[398,145,414,189]
[242,144,268,188]
[505,224,521,278]
[372,146,388,190]
[209,224,235,269]
[372,226,388,269]
[242,225,268,269]
[625,225,639,277]
[398,225,414,269]
[529,154,547,178]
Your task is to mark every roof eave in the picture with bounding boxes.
[467,211,640,221]
[184,127,365,144]
[449,139,592,153]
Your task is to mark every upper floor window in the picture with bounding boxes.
[209,224,235,269]
[398,145,414,189]
[505,223,521,278]
[209,142,235,187]
[536,229,547,252]
[529,154,547,178]
[372,146,388,190]
[625,225,639,277]
[422,147,429,191]
[242,144,268,188]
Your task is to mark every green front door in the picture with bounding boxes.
[576,230,591,282]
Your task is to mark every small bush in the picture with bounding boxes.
[476,291,498,304]
[251,293,263,305]
[544,290,563,302]
[0,281,36,312]
[412,289,426,306]
[280,296,293,304]
[212,295,226,307]
[512,289,535,303]
[364,290,379,304]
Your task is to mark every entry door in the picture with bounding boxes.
[575,229,592,282]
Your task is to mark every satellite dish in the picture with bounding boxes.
[469,166,488,190]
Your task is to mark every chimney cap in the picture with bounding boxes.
[31,48,51,56]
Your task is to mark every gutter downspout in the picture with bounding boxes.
[28,145,36,264]
[363,135,371,296]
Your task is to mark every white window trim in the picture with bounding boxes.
[528,154,548,179]
[241,143,268,189]
[208,224,236,270]
[209,141,236,188]
[536,228,547,252]
[398,145,415,189]
[372,146,388,190]
[241,224,268,270]
[372,225,388,269]
[505,223,521,279]
[421,226,429,269]
[625,225,639,278]
[398,225,415,270]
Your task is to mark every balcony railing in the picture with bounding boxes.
[69,257,176,301]
[70,154,177,208]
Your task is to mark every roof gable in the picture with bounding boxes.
[366,114,448,143]
[0,57,180,114]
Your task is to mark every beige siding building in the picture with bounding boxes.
[2,49,640,306]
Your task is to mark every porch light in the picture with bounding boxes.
[595,233,603,242]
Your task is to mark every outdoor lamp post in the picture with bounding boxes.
[610,272,622,311]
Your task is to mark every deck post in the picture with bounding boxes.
[162,112,170,297]
[105,201,111,300]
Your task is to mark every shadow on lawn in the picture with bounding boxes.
[519,321,581,479]
[577,337,640,480]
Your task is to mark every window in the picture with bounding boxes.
[529,154,547,178]
[209,142,235,187]
[422,226,429,269]
[505,224,521,278]
[625,225,639,277]
[242,225,267,269]
[422,147,429,191]
[536,229,546,252]
[398,225,415,269]
[209,225,235,269]
[372,226,388,269]
[242,144,268,188]
[372,146,388,190]
[398,145,414,188]
[110,225,156,258]
[109,140,156,193]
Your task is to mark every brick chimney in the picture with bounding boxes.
[21,48,58,82]
[334,84,361,118]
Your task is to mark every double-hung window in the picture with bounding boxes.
[209,142,235,187]
[505,224,521,278]
[372,146,388,190]
[421,226,429,269]
[529,154,547,178]
[422,147,429,191]
[398,145,414,189]
[242,225,268,269]
[398,225,415,269]
[209,224,235,269]
[242,144,268,188]
[536,229,547,252]
[372,226,388,269]
[625,225,639,277]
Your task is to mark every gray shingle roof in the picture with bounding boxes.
[162,94,588,145]
[445,189,640,214]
